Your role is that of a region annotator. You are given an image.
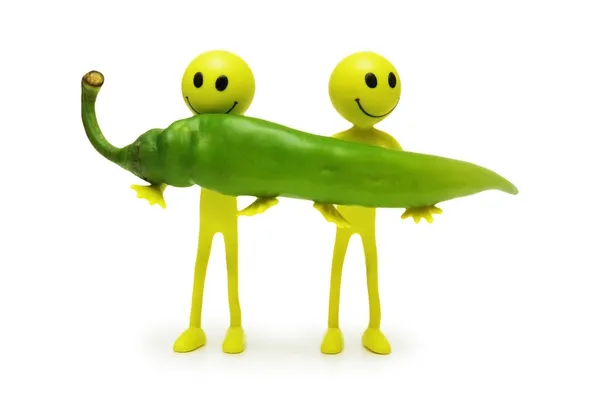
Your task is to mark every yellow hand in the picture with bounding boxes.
[131,184,166,209]
[401,205,443,224]
[237,197,279,217]
[313,202,351,228]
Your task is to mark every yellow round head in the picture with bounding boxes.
[329,51,401,128]
[181,50,255,115]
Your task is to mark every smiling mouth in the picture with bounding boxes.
[355,98,397,118]
[186,97,238,115]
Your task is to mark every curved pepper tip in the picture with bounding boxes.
[501,179,519,195]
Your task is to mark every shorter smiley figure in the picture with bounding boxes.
[172,50,255,354]
[321,51,442,355]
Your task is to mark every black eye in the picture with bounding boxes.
[215,75,229,91]
[193,72,203,88]
[365,72,377,88]
[388,72,397,88]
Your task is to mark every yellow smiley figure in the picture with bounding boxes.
[321,51,441,355]
[172,50,255,354]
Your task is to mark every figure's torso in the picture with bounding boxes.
[332,126,402,150]
[200,188,238,231]
[332,126,402,232]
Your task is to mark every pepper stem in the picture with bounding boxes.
[81,70,128,169]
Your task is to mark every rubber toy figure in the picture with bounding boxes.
[165,50,255,354]
[321,51,433,355]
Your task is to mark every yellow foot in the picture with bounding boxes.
[313,203,351,228]
[173,327,206,353]
[321,327,344,355]
[238,197,279,217]
[222,326,245,354]
[401,205,442,224]
[362,328,391,355]
[131,184,166,209]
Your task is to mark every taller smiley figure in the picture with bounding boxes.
[321,51,441,355]
[173,50,255,354]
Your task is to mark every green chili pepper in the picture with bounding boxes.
[81,70,518,212]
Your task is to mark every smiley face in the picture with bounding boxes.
[181,50,255,115]
[328,51,401,128]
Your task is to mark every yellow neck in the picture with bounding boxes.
[332,123,402,151]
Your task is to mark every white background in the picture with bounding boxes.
[1,0,599,397]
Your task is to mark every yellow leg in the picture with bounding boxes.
[360,233,391,355]
[173,227,214,353]
[222,229,245,354]
[321,228,353,355]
